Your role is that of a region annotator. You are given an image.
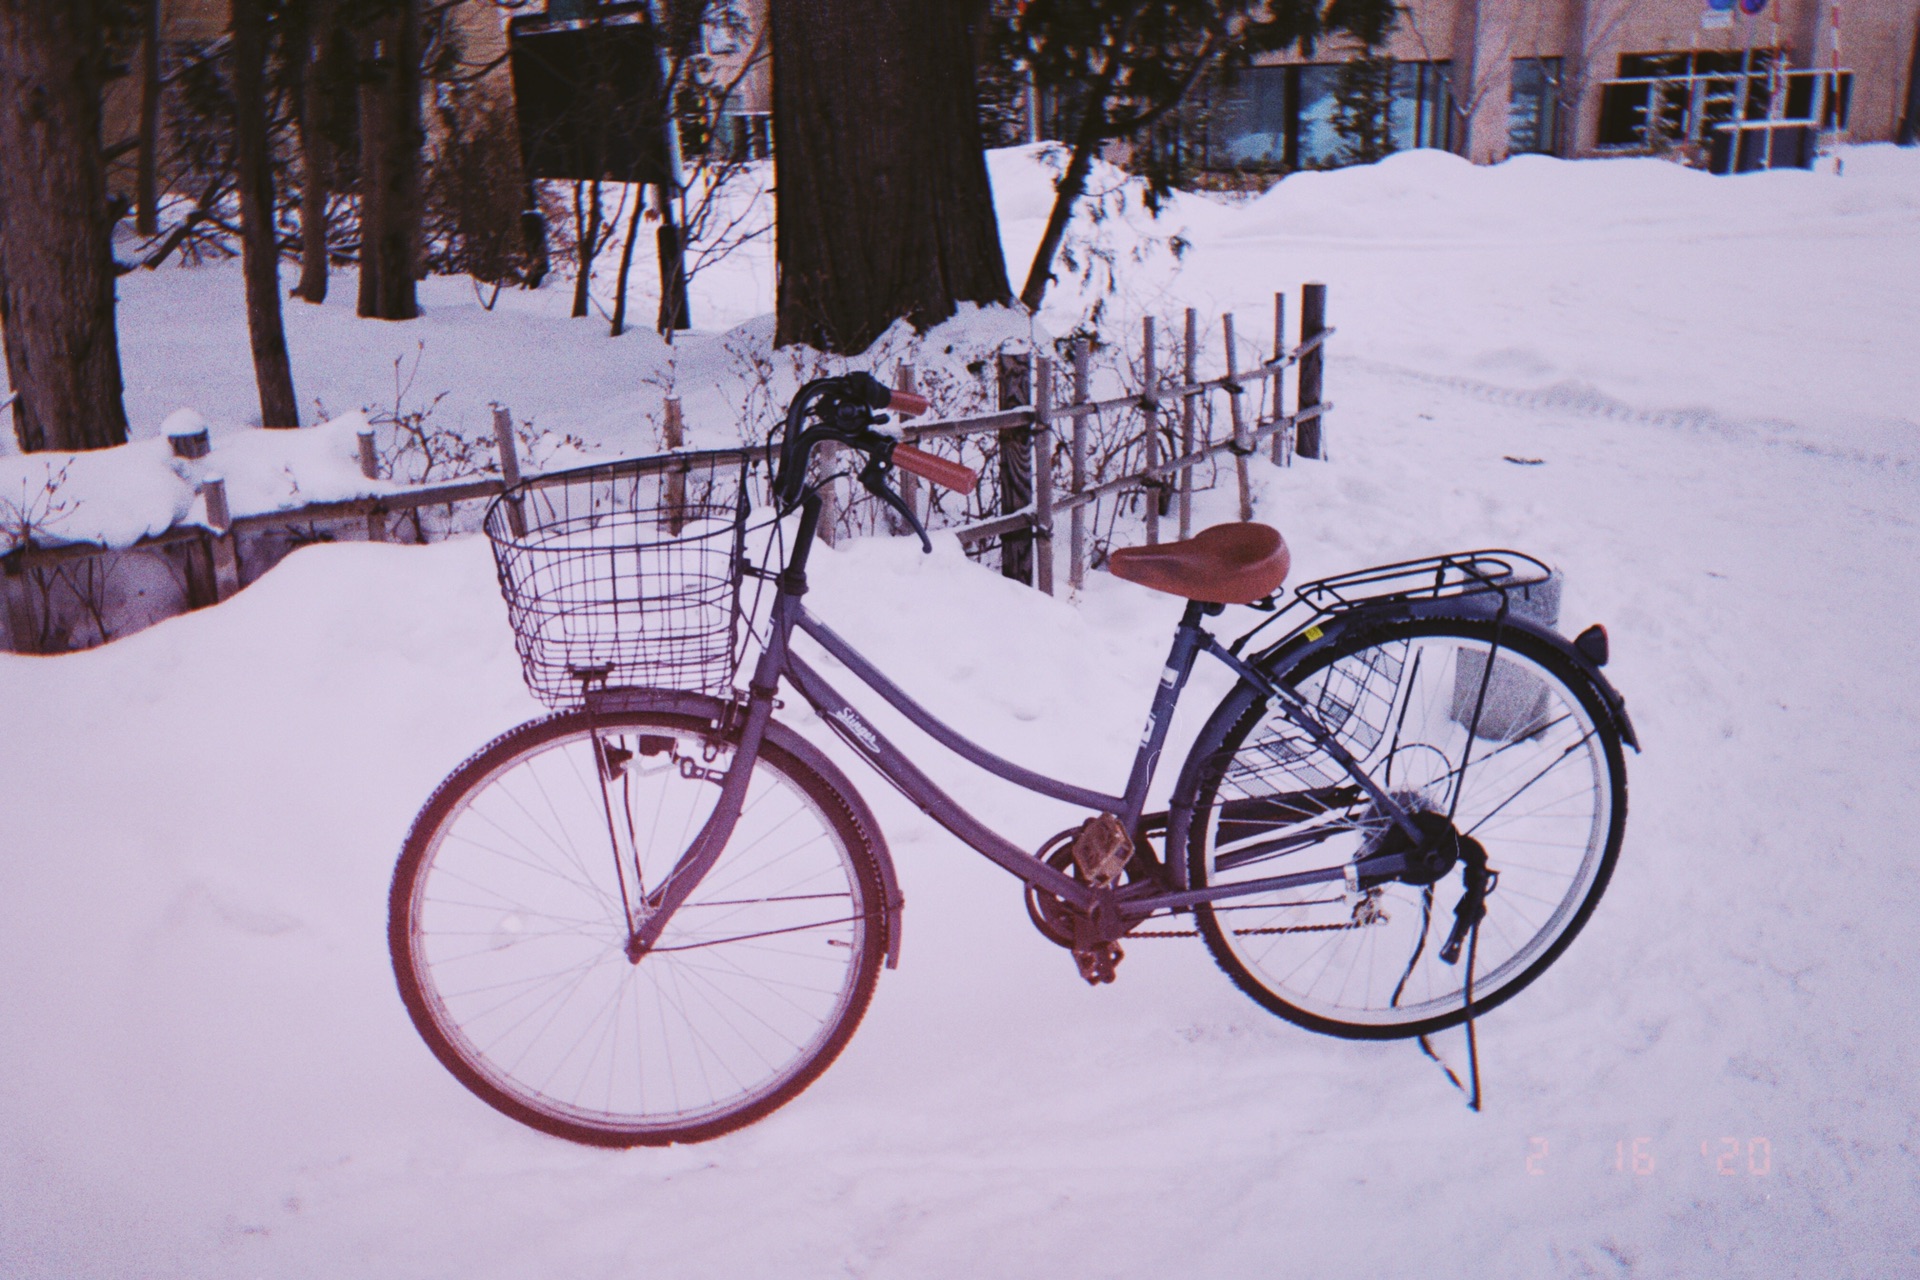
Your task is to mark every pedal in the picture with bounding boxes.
[1072,942,1124,985]
[1070,813,1132,887]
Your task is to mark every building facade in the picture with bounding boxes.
[1194,0,1920,173]
[101,0,1920,199]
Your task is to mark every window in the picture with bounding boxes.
[1213,64,1291,168]
[699,3,748,56]
[1509,57,1561,154]
[725,111,772,160]
[1206,60,1451,173]
[1596,51,1852,154]
[1397,61,1452,152]
[1295,64,1344,166]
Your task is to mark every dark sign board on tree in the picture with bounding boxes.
[509,4,670,185]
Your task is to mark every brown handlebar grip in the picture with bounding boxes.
[888,388,931,417]
[891,443,977,494]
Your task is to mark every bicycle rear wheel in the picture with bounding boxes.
[1186,617,1627,1039]
[390,707,887,1145]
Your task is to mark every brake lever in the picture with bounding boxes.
[857,456,931,553]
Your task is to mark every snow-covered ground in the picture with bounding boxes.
[3,145,1918,1277]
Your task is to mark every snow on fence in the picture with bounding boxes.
[0,285,1331,652]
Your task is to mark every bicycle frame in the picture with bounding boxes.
[624,487,1430,958]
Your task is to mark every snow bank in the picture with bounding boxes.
[0,409,394,554]
[4,374,1917,1273]
[2,140,1918,1277]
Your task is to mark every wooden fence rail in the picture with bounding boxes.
[909,284,1334,597]
[2,285,1332,651]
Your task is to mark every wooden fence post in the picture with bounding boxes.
[1298,282,1327,460]
[1,559,36,647]
[492,402,527,537]
[492,403,521,487]
[357,428,386,542]
[1272,291,1288,465]
[1034,355,1054,596]
[1180,307,1197,540]
[661,397,688,535]
[1142,316,1159,546]
[169,424,210,460]
[200,477,241,598]
[893,363,919,534]
[1223,312,1253,522]
[1069,338,1089,593]
[996,351,1033,584]
[816,399,839,547]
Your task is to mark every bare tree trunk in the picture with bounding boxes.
[773,0,1009,352]
[655,183,690,335]
[609,183,645,337]
[231,0,299,427]
[570,177,600,318]
[520,176,550,288]
[135,0,161,237]
[1448,0,1517,164]
[1904,19,1920,146]
[357,0,420,320]
[1449,0,1482,158]
[0,0,131,452]
[291,0,336,303]
[1018,98,1105,311]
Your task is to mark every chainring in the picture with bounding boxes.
[1024,833,1086,948]
[1024,819,1164,948]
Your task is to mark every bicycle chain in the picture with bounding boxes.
[1126,920,1370,939]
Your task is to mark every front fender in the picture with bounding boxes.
[589,687,906,968]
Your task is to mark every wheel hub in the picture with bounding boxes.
[1366,809,1462,886]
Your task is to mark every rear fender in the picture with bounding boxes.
[1166,603,1638,889]
[1249,601,1636,751]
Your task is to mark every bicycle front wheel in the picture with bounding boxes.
[390,707,887,1146]
[1186,617,1627,1039]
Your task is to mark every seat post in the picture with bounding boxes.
[1179,598,1226,630]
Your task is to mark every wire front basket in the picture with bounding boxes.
[484,454,756,707]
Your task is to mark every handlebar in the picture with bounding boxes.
[772,374,979,553]
[887,388,931,417]
[829,372,929,418]
[890,443,976,494]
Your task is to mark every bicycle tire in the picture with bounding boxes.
[390,706,888,1146]
[1185,616,1627,1039]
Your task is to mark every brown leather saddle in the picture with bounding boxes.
[1106,522,1290,604]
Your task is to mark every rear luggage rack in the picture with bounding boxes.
[1291,550,1553,614]
[1232,550,1558,658]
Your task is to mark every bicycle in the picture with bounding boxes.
[389,371,1636,1146]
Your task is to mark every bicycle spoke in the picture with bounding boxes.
[394,710,884,1142]
[1191,621,1623,1035]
